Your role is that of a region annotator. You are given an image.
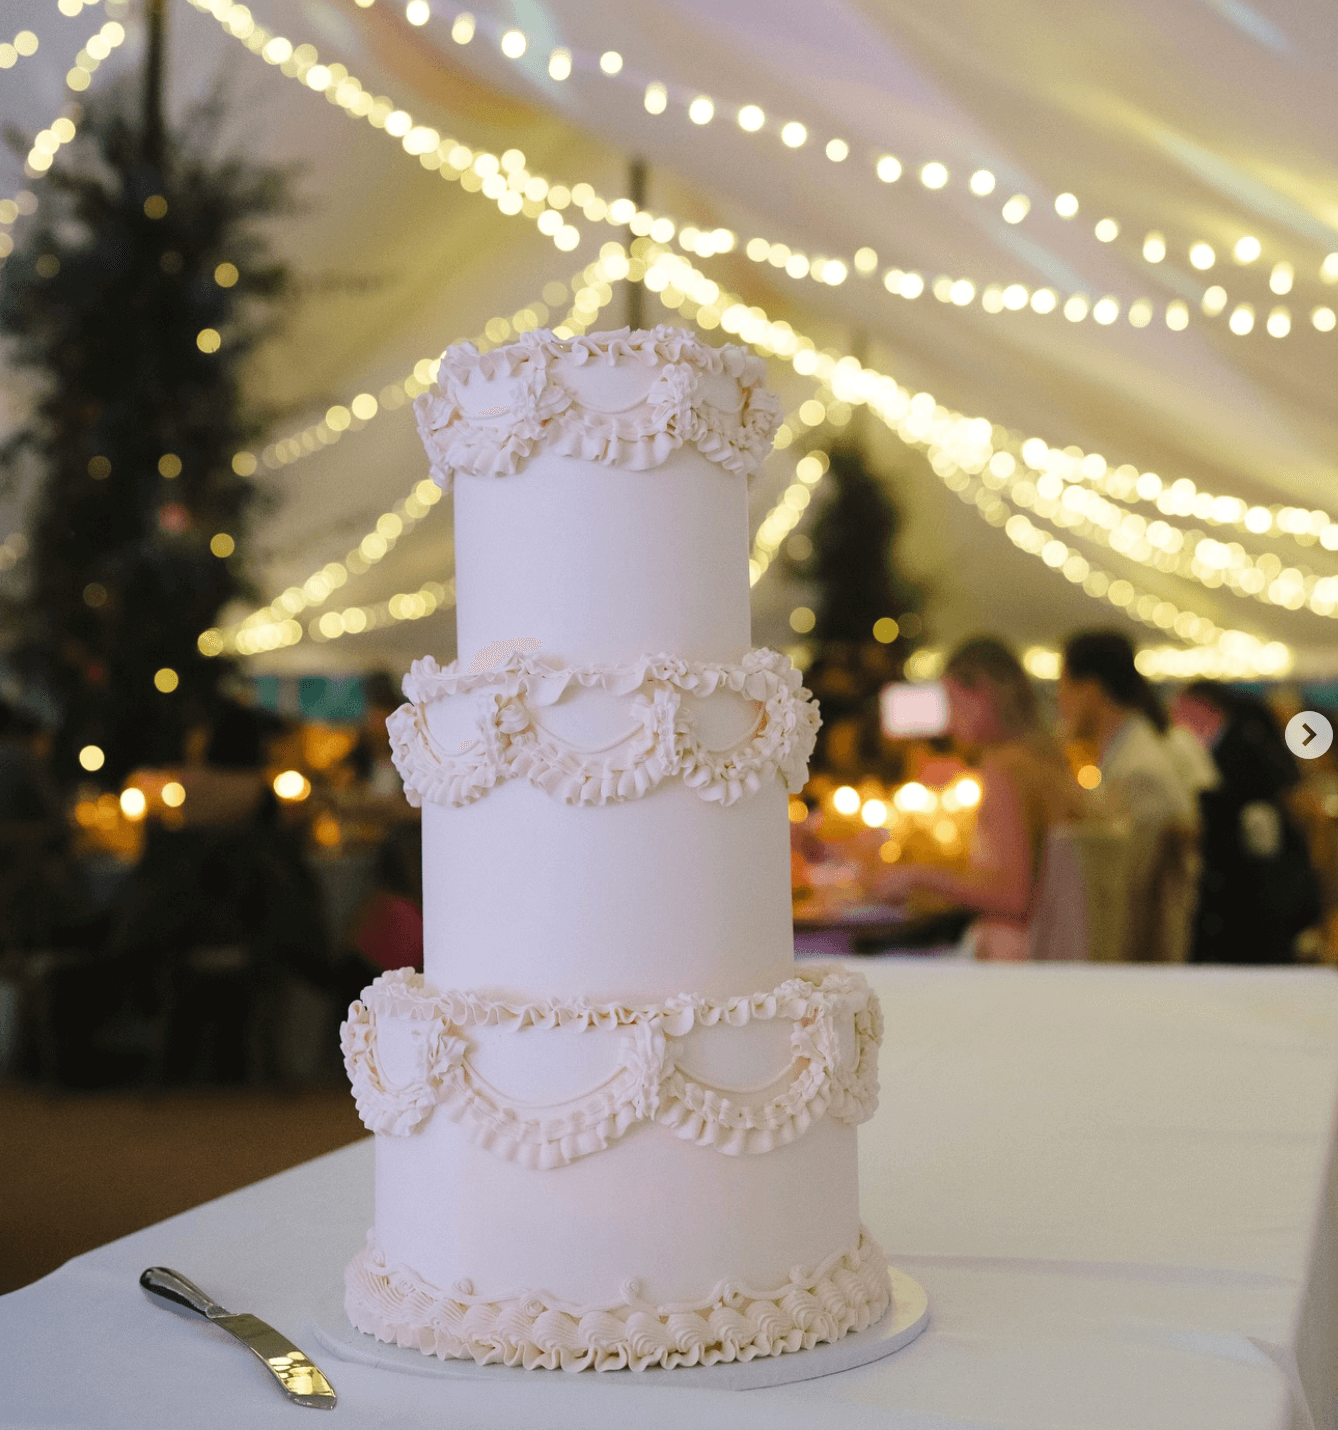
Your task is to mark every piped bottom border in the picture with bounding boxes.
[345,1226,892,1372]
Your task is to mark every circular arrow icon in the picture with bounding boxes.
[1285,710,1333,760]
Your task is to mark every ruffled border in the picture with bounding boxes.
[412,326,782,487]
[344,1225,891,1372]
[341,966,881,1165]
[387,647,820,810]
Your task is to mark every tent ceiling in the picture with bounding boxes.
[3,0,1337,677]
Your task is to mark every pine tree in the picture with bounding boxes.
[0,0,291,783]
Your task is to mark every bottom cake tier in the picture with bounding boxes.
[342,965,889,1371]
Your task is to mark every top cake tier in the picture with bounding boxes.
[413,327,781,667]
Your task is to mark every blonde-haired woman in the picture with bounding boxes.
[877,637,1084,959]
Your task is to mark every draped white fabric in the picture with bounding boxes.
[2,0,1336,669]
[3,960,1336,1427]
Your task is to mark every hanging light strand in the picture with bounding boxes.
[427,3,1335,293]
[640,245,1292,678]
[199,259,623,656]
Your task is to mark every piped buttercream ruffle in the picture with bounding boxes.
[341,967,882,1164]
[344,1224,892,1371]
[413,326,782,487]
[386,647,820,810]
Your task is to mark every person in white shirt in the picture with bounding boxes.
[1058,631,1199,961]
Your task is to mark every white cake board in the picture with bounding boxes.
[306,1266,927,1391]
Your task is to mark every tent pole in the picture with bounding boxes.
[142,0,168,171]
[626,157,646,331]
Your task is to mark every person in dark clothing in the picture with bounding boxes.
[1173,682,1321,964]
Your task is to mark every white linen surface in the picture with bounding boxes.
[3,961,1336,1430]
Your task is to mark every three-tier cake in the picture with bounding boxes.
[341,326,891,1371]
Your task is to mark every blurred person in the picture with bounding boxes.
[1173,682,1321,963]
[1059,630,1197,961]
[333,822,424,1010]
[330,672,417,830]
[104,700,328,1083]
[876,637,1084,959]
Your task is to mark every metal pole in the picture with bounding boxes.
[626,157,646,331]
[142,0,167,171]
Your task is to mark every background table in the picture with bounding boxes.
[5,961,1337,1430]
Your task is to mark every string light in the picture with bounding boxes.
[185,0,584,255]
[186,3,1320,673]
[0,29,39,71]
[643,246,1293,677]
[413,6,1338,295]
[200,262,621,657]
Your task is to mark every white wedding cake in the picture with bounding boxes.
[341,326,891,1371]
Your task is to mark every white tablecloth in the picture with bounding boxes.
[5,961,1338,1430]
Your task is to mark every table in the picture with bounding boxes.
[4,961,1337,1429]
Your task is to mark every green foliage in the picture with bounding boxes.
[0,78,293,782]
[806,446,921,643]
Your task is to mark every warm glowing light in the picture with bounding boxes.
[873,616,900,643]
[196,328,221,353]
[599,50,622,75]
[499,28,526,58]
[1270,262,1293,295]
[1233,236,1261,263]
[789,605,816,634]
[450,12,474,42]
[120,787,147,819]
[1142,232,1166,263]
[825,138,849,162]
[78,744,105,772]
[920,161,948,189]
[1054,192,1079,217]
[969,169,995,195]
[210,532,235,558]
[1189,242,1215,270]
[1077,764,1102,789]
[861,798,888,828]
[273,769,311,801]
[162,781,185,808]
[879,839,902,863]
[933,818,958,845]
[876,154,902,183]
[893,781,934,814]
[547,47,571,80]
[1094,218,1119,243]
[788,798,807,823]
[143,194,168,219]
[154,668,179,693]
[214,262,239,287]
[405,0,429,25]
[780,121,807,148]
[1002,194,1030,224]
[688,96,715,125]
[737,104,765,132]
[643,82,667,114]
[157,453,181,478]
[832,785,861,816]
[953,776,982,809]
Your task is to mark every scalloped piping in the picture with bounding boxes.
[413,325,782,487]
[341,967,882,1165]
[344,1225,891,1372]
[387,647,820,809]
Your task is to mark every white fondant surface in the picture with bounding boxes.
[453,446,751,670]
[373,1114,861,1307]
[421,781,796,1003]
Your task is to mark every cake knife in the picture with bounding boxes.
[139,1267,336,1409]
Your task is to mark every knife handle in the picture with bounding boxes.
[140,1266,229,1320]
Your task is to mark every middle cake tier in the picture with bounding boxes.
[389,647,818,1003]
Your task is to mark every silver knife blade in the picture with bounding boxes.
[210,1313,337,1408]
[140,1267,336,1409]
